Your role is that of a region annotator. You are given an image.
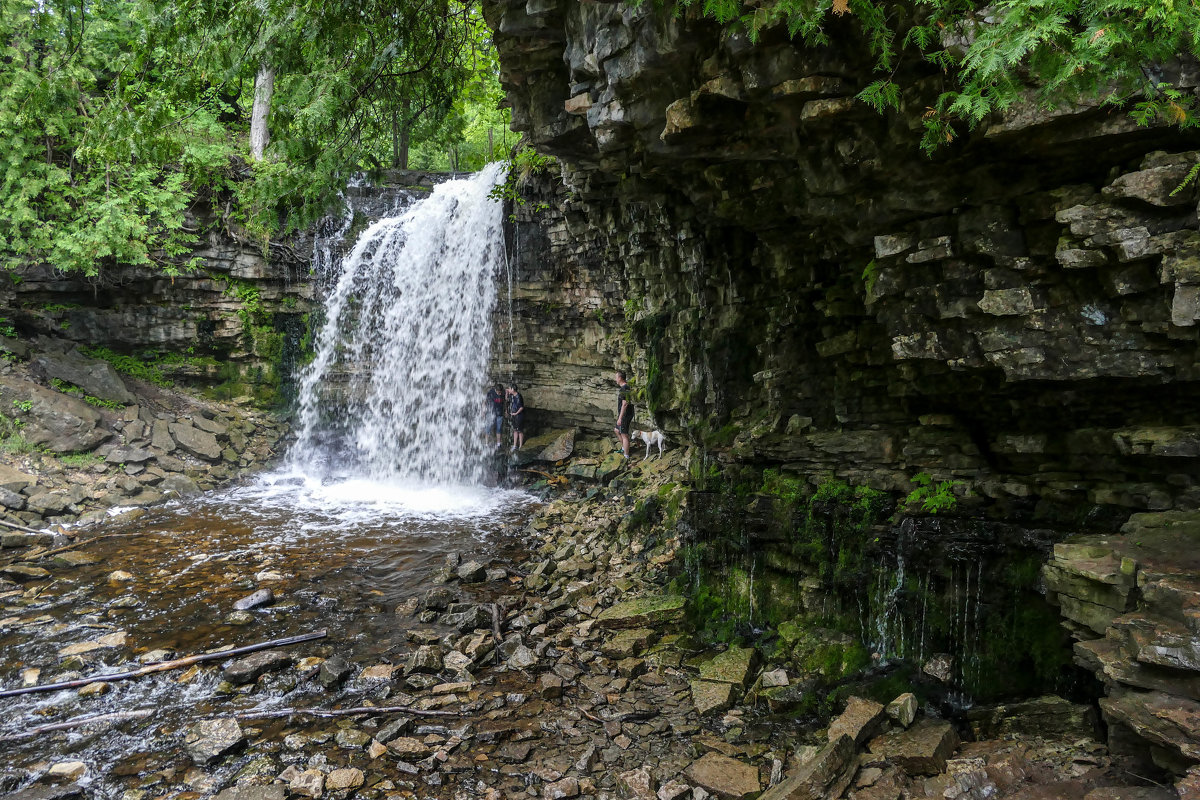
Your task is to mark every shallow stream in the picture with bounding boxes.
[0,473,534,796]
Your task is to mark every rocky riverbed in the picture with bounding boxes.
[2,437,1191,800]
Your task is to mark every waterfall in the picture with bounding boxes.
[290,164,508,486]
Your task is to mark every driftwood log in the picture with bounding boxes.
[0,630,328,699]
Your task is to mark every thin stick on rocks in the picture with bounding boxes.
[33,532,142,560]
[0,629,328,699]
[233,705,465,721]
[0,517,44,535]
[491,603,503,665]
[0,709,155,742]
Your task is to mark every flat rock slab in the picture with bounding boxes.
[3,785,84,800]
[0,463,37,493]
[51,551,101,568]
[1,564,51,582]
[214,786,286,800]
[691,679,737,715]
[967,694,1094,740]
[58,631,127,657]
[602,627,657,658]
[222,650,293,685]
[760,735,856,800]
[699,646,756,687]
[829,696,885,744]
[185,718,245,765]
[595,595,686,630]
[684,752,761,800]
[171,421,221,461]
[868,718,960,776]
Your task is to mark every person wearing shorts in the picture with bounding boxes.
[613,370,633,458]
[507,384,525,451]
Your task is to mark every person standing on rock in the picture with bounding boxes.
[485,382,505,448]
[506,383,525,452]
[614,370,633,459]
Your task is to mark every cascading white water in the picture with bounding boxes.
[290,164,508,487]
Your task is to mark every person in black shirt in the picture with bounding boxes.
[485,383,505,447]
[614,370,633,458]
[506,383,525,452]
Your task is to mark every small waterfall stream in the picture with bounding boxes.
[292,164,508,486]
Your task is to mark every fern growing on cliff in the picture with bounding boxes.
[674,0,1200,153]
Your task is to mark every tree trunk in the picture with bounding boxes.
[397,98,411,170]
[249,64,275,161]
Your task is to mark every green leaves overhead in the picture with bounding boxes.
[679,0,1200,153]
[0,0,490,275]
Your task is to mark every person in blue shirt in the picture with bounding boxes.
[485,383,505,448]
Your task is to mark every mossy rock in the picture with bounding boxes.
[596,594,687,630]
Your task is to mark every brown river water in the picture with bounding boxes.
[0,473,535,796]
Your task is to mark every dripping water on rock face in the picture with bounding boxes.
[292,164,509,486]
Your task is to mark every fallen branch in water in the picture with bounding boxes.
[0,629,328,699]
[234,704,465,720]
[33,532,142,560]
[0,709,155,742]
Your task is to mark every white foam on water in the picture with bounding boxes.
[242,470,527,522]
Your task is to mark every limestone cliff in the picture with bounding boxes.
[485,0,1200,777]
[486,0,1200,527]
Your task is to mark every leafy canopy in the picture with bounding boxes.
[0,0,497,275]
[676,0,1200,152]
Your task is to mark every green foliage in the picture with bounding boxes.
[487,146,556,216]
[905,471,962,514]
[676,0,1200,153]
[81,347,172,387]
[0,412,33,454]
[59,451,103,468]
[0,317,15,338]
[11,399,32,413]
[861,259,880,295]
[0,0,493,273]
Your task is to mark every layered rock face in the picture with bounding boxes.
[486,0,1200,527]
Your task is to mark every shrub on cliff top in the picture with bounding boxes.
[673,0,1200,154]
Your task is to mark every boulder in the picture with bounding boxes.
[684,753,762,800]
[319,655,354,687]
[406,645,444,674]
[967,695,1096,740]
[33,349,134,405]
[699,646,757,687]
[617,768,657,799]
[1,564,51,582]
[325,768,364,791]
[886,692,917,728]
[3,379,110,452]
[457,560,487,582]
[691,680,737,715]
[222,650,293,685]
[828,696,886,745]
[759,735,856,800]
[185,718,245,765]
[170,421,222,461]
[868,718,960,776]
[233,588,274,610]
[0,463,36,493]
[596,595,686,630]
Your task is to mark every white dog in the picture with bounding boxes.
[634,429,667,460]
